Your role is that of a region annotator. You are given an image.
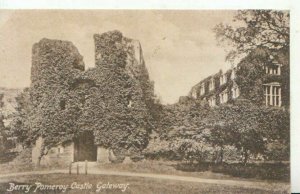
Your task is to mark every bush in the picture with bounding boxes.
[144,149,182,161]
[175,161,289,181]
[211,162,289,181]
[0,152,18,163]
[175,162,211,172]
[130,155,145,162]
[143,138,183,161]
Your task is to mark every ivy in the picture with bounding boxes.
[10,31,155,158]
[235,47,289,106]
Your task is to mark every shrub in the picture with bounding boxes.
[211,162,289,181]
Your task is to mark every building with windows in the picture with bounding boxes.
[189,51,288,108]
[189,67,239,107]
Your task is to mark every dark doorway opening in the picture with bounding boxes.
[74,131,97,162]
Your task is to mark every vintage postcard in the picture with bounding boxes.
[0,8,291,193]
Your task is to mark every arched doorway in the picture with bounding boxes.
[74,131,97,161]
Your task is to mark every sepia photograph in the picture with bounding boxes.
[0,9,291,193]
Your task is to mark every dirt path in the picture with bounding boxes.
[0,169,289,191]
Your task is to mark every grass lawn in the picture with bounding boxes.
[0,151,290,193]
[97,160,235,179]
[0,173,289,194]
[95,160,289,183]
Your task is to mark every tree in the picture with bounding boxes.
[260,107,289,161]
[214,10,289,62]
[212,11,290,164]
[0,93,4,125]
[155,97,215,163]
[9,88,31,147]
[207,99,290,164]
[207,100,267,165]
[0,93,7,153]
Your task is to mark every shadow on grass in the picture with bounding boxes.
[174,162,290,182]
[0,152,18,164]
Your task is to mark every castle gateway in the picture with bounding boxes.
[31,31,153,166]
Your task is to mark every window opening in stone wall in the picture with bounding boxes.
[209,78,215,91]
[264,83,281,106]
[60,100,66,110]
[219,90,228,104]
[57,146,64,154]
[191,89,197,99]
[231,69,236,80]
[127,95,133,108]
[208,96,216,107]
[80,93,90,108]
[220,74,227,85]
[200,84,205,95]
[264,64,281,75]
[232,86,240,99]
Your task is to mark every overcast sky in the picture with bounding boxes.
[0,10,236,104]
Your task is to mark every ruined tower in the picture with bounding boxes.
[30,31,155,165]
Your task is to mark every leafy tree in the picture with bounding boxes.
[9,88,31,147]
[215,11,289,106]
[212,11,290,164]
[260,107,289,161]
[143,133,181,160]
[0,93,4,125]
[214,10,289,62]
[169,134,215,164]
[208,101,265,164]
[0,93,7,153]
[207,99,289,164]
[155,97,214,163]
[159,97,209,138]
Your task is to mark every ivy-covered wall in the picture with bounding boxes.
[189,69,235,106]
[235,47,289,107]
[189,47,289,108]
[27,31,154,155]
[30,38,86,148]
[90,31,154,154]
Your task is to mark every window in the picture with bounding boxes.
[219,90,228,104]
[127,100,133,108]
[209,78,215,91]
[220,74,227,85]
[60,100,66,110]
[191,89,197,99]
[264,64,281,75]
[58,146,64,154]
[264,83,281,106]
[232,86,240,99]
[200,84,205,95]
[80,94,88,107]
[127,95,133,108]
[208,96,216,107]
[231,69,236,80]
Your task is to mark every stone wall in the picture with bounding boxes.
[29,31,154,166]
[83,30,153,153]
[32,137,74,166]
[29,38,86,149]
[97,146,110,163]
